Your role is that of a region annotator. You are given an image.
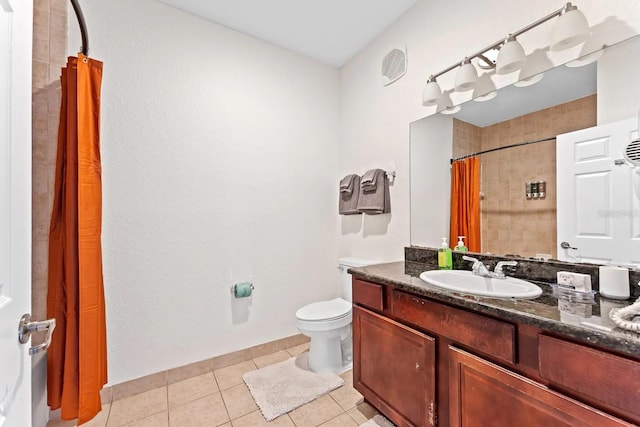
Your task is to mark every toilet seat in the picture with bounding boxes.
[296,298,351,322]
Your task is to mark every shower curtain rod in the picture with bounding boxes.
[69,0,89,56]
[450,136,556,164]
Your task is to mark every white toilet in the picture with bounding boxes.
[295,257,377,374]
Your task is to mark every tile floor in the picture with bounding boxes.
[47,343,381,427]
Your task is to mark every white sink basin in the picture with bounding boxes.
[419,270,543,299]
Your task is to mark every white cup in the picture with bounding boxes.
[598,266,630,300]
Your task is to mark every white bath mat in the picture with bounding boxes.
[359,414,396,427]
[242,353,345,421]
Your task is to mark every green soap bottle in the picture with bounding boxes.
[438,237,453,270]
[454,236,468,252]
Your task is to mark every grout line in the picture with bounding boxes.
[220,390,232,426]
[103,402,112,427]
[211,370,222,393]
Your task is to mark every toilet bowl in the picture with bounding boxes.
[295,257,377,374]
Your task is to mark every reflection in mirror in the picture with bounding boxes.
[410,35,640,266]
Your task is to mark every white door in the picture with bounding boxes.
[557,118,640,266]
[0,0,34,426]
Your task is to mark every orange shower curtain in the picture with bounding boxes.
[47,54,107,425]
[450,157,481,252]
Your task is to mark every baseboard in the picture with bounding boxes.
[100,333,309,404]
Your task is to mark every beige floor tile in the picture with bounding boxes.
[85,403,111,427]
[346,402,379,425]
[214,360,257,390]
[168,372,219,408]
[107,387,167,426]
[285,343,309,357]
[221,383,258,420]
[253,351,291,369]
[169,392,229,427]
[339,370,353,386]
[329,378,363,411]
[123,411,168,427]
[318,413,358,427]
[46,418,77,427]
[46,404,111,427]
[231,410,295,427]
[288,394,343,427]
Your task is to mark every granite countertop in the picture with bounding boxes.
[349,261,640,359]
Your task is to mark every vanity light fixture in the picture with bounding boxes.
[473,73,498,102]
[440,105,462,115]
[513,73,544,87]
[438,91,461,114]
[565,47,604,67]
[550,3,590,51]
[496,36,526,75]
[422,78,442,106]
[514,49,554,87]
[421,2,589,107]
[454,58,478,91]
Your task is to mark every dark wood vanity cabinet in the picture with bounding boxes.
[449,346,629,427]
[353,306,436,427]
[352,278,638,427]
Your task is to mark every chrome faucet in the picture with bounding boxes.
[463,256,518,279]
[493,260,518,279]
[462,255,492,277]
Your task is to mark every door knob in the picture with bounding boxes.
[560,241,578,250]
[18,314,56,356]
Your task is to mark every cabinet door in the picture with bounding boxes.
[353,306,436,427]
[448,346,633,427]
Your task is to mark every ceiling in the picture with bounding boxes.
[157,0,419,67]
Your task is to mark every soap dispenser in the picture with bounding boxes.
[454,236,468,252]
[438,237,453,270]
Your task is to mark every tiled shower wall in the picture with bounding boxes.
[452,94,597,259]
[451,118,482,159]
[32,0,67,334]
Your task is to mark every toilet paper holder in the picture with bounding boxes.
[230,282,255,298]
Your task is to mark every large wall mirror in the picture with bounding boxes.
[410,34,640,267]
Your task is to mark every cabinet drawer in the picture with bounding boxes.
[539,335,640,419]
[450,346,633,427]
[352,279,384,311]
[393,290,516,364]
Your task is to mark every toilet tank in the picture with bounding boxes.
[338,257,378,302]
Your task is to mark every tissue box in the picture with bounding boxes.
[556,271,592,293]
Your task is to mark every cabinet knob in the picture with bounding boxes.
[416,362,420,370]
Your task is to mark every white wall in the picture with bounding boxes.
[68,0,340,385]
[338,0,640,262]
[67,0,640,386]
[597,36,640,124]
[410,114,452,248]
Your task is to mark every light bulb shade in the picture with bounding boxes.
[566,49,602,67]
[514,72,544,87]
[496,39,526,75]
[550,8,589,51]
[473,90,497,102]
[440,105,461,115]
[422,80,442,106]
[472,73,498,102]
[454,62,478,92]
